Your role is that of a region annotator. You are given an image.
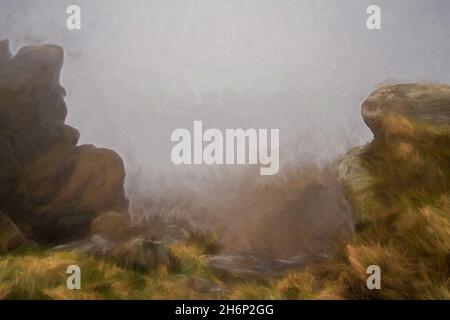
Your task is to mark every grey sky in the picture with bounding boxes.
[1,0,450,194]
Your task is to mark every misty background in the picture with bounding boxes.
[1,0,450,202]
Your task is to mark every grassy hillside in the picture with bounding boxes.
[1,84,449,300]
[1,114,449,300]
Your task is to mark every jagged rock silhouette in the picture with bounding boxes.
[0,40,128,245]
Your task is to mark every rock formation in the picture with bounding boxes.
[340,83,450,224]
[0,40,128,246]
[335,84,450,299]
[362,84,450,134]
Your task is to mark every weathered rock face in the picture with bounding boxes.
[362,84,450,136]
[361,84,450,156]
[0,40,128,245]
[340,83,450,224]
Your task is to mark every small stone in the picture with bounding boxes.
[108,238,170,270]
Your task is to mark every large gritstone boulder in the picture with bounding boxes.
[0,40,128,245]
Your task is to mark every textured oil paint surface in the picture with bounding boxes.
[2,0,450,194]
[1,2,449,300]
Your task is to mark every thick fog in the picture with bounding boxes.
[2,0,450,195]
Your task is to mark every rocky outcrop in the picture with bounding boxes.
[0,40,128,245]
[362,84,450,135]
[340,83,450,224]
[335,84,450,299]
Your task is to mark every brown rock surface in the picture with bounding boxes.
[0,40,128,245]
[0,210,27,252]
[340,83,450,224]
[90,211,131,241]
[362,84,450,136]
